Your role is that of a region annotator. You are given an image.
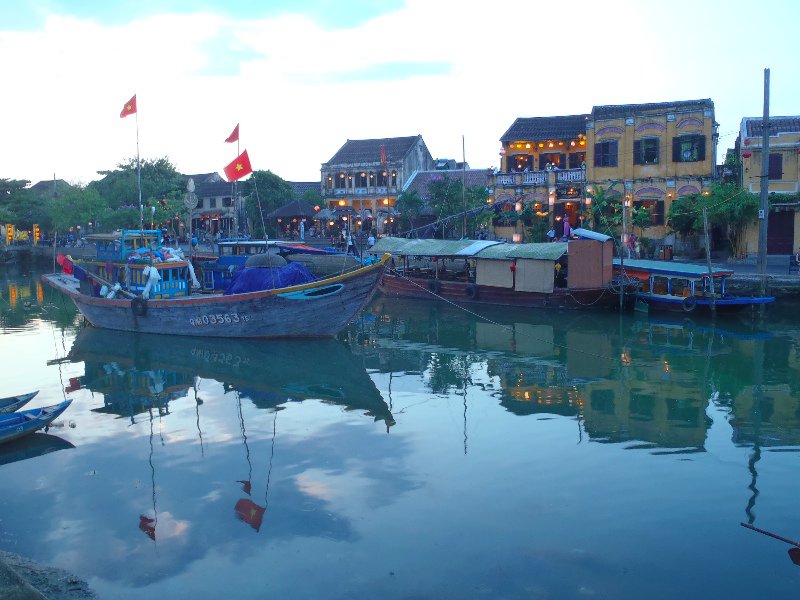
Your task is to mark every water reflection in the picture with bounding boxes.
[355,298,798,454]
[67,326,395,429]
[0,433,74,466]
[1,268,79,330]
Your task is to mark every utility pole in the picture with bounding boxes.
[757,68,770,297]
[703,207,716,315]
[462,135,467,239]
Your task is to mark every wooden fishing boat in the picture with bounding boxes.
[615,259,775,313]
[370,229,636,310]
[42,253,390,338]
[0,400,72,445]
[0,391,38,414]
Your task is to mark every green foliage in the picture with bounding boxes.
[48,186,105,232]
[587,182,623,236]
[242,170,295,237]
[302,187,323,205]
[395,189,424,232]
[90,157,184,209]
[667,183,759,257]
[426,175,489,238]
[525,212,552,242]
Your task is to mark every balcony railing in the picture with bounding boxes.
[555,168,585,183]
[523,172,547,185]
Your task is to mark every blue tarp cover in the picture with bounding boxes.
[224,263,316,295]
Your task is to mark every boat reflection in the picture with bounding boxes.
[67,326,394,429]
[0,433,75,467]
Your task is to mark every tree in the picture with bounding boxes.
[48,186,105,233]
[242,170,295,237]
[587,182,624,236]
[668,183,758,257]
[394,189,424,233]
[426,175,489,238]
[90,157,184,210]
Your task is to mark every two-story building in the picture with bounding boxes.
[737,116,800,255]
[320,135,434,233]
[184,172,242,237]
[490,99,718,241]
[587,99,718,240]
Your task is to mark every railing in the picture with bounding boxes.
[325,186,398,198]
[523,172,546,185]
[555,168,585,183]
[496,174,515,186]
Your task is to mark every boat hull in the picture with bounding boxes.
[636,294,775,314]
[379,273,630,310]
[0,401,72,445]
[0,391,38,414]
[42,255,389,338]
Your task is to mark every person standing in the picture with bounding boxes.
[563,216,571,239]
[368,232,375,248]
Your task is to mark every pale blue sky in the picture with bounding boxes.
[1,0,798,186]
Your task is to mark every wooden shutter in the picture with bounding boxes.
[696,135,706,161]
[768,153,783,180]
[672,137,681,162]
[610,140,618,167]
[633,140,642,165]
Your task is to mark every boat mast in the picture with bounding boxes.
[462,135,467,239]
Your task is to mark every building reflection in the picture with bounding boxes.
[359,298,798,453]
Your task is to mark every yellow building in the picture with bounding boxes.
[490,99,718,242]
[586,99,718,240]
[738,116,800,255]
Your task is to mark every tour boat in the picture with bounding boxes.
[614,258,775,313]
[370,229,636,310]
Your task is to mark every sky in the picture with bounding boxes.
[1,0,798,188]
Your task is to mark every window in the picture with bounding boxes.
[594,140,618,167]
[539,152,565,170]
[633,199,664,226]
[568,152,586,169]
[356,172,367,187]
[510,154,532,172]
[768,153,783,180]
[672,135,706,162]
[223,197,233,207]
[634,138,659,165]
[209,198,217,208]
[335,172,346,189]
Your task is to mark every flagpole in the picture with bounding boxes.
[136,110,143,231]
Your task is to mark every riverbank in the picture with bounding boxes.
[0,552,95,599]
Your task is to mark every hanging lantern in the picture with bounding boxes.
[742,151,752,158]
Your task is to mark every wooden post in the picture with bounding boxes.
[703,207,716,315]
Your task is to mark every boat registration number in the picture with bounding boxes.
[190,312,250,326]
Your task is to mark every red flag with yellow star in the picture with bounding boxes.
[120,94,137,118]
[223,149,253,182]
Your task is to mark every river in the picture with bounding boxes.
[1,263,799,599]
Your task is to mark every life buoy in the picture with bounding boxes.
[428,279,441,294]
[131,297,148,317]
[465,284,479,299]
[682,295,696,312]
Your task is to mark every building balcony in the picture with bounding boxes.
[324,186,398,198]
[491,168,584,191]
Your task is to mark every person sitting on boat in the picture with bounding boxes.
[547,227,556,242]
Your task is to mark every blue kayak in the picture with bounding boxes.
[0,400,72,445]
[0,391,39,414]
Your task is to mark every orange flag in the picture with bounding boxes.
[225,124,240,143]
[120,94,137,118]
[223,150,253,182]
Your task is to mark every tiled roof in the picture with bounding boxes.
[266,199,317,219]
[289,181,320,198]
[182,172,233,198]
[403,169,490,200]
[29,179,72,195]
[324,135,422,165]
[500,115,589,143]
[743,116,800,137]
[592,99,714,119]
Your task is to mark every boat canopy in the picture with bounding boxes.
[572,228,612,242]
[370,237,568,261]
[615,258,733,278]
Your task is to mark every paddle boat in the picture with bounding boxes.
[615,258,775,313]
[0,391,38,414]
[0,400,72,445]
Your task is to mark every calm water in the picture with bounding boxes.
[1,264,799,599]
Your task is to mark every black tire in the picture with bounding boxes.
[428,279,441,294]
[131,297,148,317]
[465,284,478,299]
[682,295,696,312]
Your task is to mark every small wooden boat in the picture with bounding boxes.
[615,259,775,313]
[0,400,72,445]
[0,391,38,414]
[370,229,636,310]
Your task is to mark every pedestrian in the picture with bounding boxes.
[563,217,571,239]
[368,232,375,248]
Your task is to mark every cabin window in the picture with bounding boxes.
[634,138,660,165]
[221,246,233,255]
[651,276,668,295]
[672,135,706,162]
[768,153,783,180]
[669,278,691,297]
[594,140,618,167]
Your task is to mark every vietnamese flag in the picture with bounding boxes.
[237,479,252,495]
[120,94,137,118]
[223,149,253,182]
[139,515,156,540]
[225,124,240,143]
[235,498,266,532]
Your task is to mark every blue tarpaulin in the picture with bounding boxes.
[224,263,316,295]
